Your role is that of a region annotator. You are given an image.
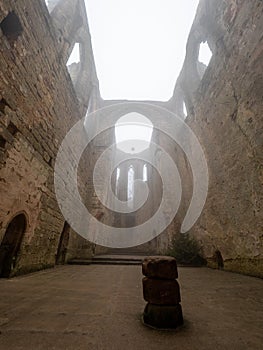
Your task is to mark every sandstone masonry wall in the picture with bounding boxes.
[0,0,95,274]
[172,0,263,277]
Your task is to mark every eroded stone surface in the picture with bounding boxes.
[143,277,181,305]
[143,303,183,329]
[142,256,178,280]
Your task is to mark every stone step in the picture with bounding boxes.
[93,254,145,262]
[68,254,145,266]
[68,259,92,265]
[92,259,141,266]
[93,254,144,265]
[105,249,149,256]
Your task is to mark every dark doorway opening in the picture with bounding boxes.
[56,222,70,265]
[214,250,224,269]
[0,214,27,278]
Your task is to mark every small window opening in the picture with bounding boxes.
[143,164,148,182]
[116,167,120,181]
[183,101,187,118]
[0,98,10,114]
[0,12,23,44]
[45,0,59,12]
[127,165,135,206]
[115,167,120,195]
[67,43,80,66]
[0,135,6,149]
[7,122,18,136]
[198,41,212,66]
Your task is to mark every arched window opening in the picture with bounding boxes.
[45,0,61,13]
[67,43,80,66]
[143,164,148,182]
[115,112,153,154]
[183,101,187,118]
[0,213,27,278]
[127,165,135,207]
[198,41,212,66]
[115,167,120,195]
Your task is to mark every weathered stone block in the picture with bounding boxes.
[142,256,178,280]
[143,303,183,329]
[143,277,181,305]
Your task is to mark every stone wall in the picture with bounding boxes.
[63,0,263,277]
[0,0,97,275]
[0,0,262,278]
[170,0,263,277]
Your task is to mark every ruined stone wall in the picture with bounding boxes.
[4,0,260,278]
[0,0,96,275]
[171,0,263,277]
[50,0,100,116]
[100,106,191,256]
[63,0,263,276]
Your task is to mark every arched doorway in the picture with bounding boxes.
[214,250,224,269]
[56,222,70,265]
[0,213,27,277]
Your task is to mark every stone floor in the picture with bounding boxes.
[0,265,262,350]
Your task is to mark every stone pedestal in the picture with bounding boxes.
[142,256,183,329]
[143,303,183,329]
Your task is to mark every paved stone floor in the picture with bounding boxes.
[0,265,262,350]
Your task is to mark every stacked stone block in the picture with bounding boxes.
[142,256,183,329]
